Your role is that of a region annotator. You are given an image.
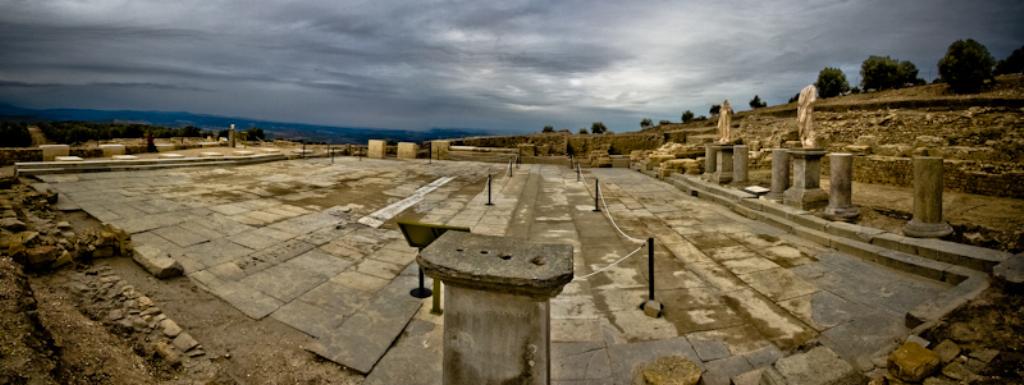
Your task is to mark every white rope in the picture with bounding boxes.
[578,169,645,244]
[576,243,646,280]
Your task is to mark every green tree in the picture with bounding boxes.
[860,55,920,90]
[995,46,1024,75]
[0,122,32,147]
[788,93,799,103]
[938,38,996,93]
[749,95,767,109]
[542,125,555,133]
[897,61,924,85]
[815,67,850,98]
[578,128,589,135]
[658,120,671,126]
[246,127,266,140]
[590,122,607,134]
[709,104,720,115]
[681,110,694,123]
[640,118,652,128]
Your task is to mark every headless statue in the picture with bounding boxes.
[717,100,733,143]
[796,85,818,148]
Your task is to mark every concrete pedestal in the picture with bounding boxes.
[702,144,718,181]
[367,139,386,159]
[99,144,126,157]
[733,145,748,184]
[766,148,790,202]
[431,140,451,160]
[823,153,860,221]
[420,232,573,385]
[903,156,953,238]
[39,144,70,161]
[397,142,419,159]
[229,124,237,148]
[783,148,828,210]
[712,145,734,184]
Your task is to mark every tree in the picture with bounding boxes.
[788,93,799,103]
[681,110,694,123]
[815,67,850,98]
[640,118,652,128]
[0,122,32,147]
[658,120,672,126]
[938,38,996,93]
[246,127,266,140]
[578,128,589,135]
[860,55,921,90]
[709,104,720,115]
[694,115,708,121]
[590,122,607,134]
[542,125,555,133]
[749,95,767,109]
[995,46,1024,75]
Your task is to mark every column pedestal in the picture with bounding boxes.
[783,148,828,210]
[733,145,748,184]
[702,144,719,181]
[420,232,574,385]
[903,156,953,238]
[766,149,790,202]
[712,144,734,184]
[823,153,860,221]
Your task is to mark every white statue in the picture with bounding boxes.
[717,100,733,143]
[796,85,818,148]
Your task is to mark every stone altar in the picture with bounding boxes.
[783,148,828,209]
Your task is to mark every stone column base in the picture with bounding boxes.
[712,145,734,185]
[823,206,861,222]
[903,219,953,238]
[783,188,828,210]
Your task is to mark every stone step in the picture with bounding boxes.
[306,278,423,374]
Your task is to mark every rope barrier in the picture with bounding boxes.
[578,170,645,245]
[576,243,646,280]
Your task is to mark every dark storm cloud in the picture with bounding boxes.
[0,0,1021,132]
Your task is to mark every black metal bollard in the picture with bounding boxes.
[486,174,494,206]
[330,145,335,163]
[593,178,601,212]
[576,164,581,182]
[410,264,432,298]
[647,237,654,302]
[507,159,513,177]
[302,141,306,159]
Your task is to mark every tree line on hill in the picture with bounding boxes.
[0,121,267,148]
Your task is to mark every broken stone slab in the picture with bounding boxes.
[160,319,182,337]
[633,355,702,385]
[887,341,940,382]
[132,244,184,279]
[758,346,865,385]
[172,332,199,352]
[993,253,1024,292]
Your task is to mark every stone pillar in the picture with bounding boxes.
[397,142,419,159]
[766,148,790,202]
[903,156,953,238]
[419,232,573,385]
[229,124,237,148]
[783,148,828,210]
[39,144,70,161]
[431,140,451,160]
[823,153,860,221]
[367,139,386,159]
[733,145,748,184]
[703,143,718,180]
[712,144,733,184]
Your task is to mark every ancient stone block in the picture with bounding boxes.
[39,144,69,161]
[396,142,418,159]
[431,140,450,160]
[888,341,940,382]
[99,144,126,157]
[367,139,386,159]
[132,244,183,279]
[634,355,701,385]
[759,346,864,385]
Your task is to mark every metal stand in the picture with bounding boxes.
[485,174,494,206]
[639,237,663,318]
[507,159,513,177]
[410,266,433,298]
[330,145,334,163]
[593,178,601,212]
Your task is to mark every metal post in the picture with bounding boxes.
[516,155,520,169]
[429,143,433,164]
[431,279,442,314]
[486,174,494,206]
[569,154,574,169]
[330,145,334,163]
[302,141,306,159]
[593,178,601,212]
[410,265,432,298]
[507,159,513,177]
[647,237,654,301]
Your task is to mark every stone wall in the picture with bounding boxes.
[815,155,1024,199]
[454,134,570,155]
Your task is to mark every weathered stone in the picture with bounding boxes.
[767,148,790,202]
[634,355,701,385]
[888,342,940,382]
[107,309,124,322]
[24,245,59,268]
[932,340,960,364]
[172,332,199,352]
[132,244,184,279]
[733,145,749,184]
[396,142,418,159]
[0,217,26,231]
[823,153,859,221]
[154,341,182,366]
[903,157,952,238]
[39,144,69,161]
[759,346,864,385]
[783,148,828,210]
[712,145,734,184]
[160,319,182,338]
[367,139,386,159]
[940,361,978,382]
[99,144,126,157]
[993,253,1024,291]
[968,349,999,363]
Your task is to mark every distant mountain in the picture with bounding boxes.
[0,103,490,144]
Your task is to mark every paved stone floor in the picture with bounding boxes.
[38,158,954,385]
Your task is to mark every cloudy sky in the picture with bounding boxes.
[0,0,1021,133]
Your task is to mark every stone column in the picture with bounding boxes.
[783,148,828,209]
[903,156,953,238]
[766,148,790,202]
[420,232,573,385]
[733,145,748,184]
[703,143,718,181]
[229,124,237,148]
[823,153,860,221]
[712,144,734,184]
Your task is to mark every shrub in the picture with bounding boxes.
[709,104,720,115]
[0,122,32,147]
[860,55,921,90]
[578,128,588,135]
[658,120,671,126]
[850,86,861,94]
[788,93,799,103]
[815,67,850,98]
[590,122,607,134]
[246,127,266,140]
[681,110,694,123]
[542,125,555,133]
[995,46,1024,75]
[639,119,652,128]
[694,115,708,121]
[938,39,996,93]
[749,95,767,109]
